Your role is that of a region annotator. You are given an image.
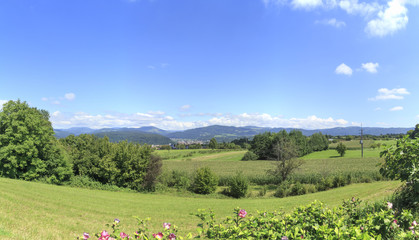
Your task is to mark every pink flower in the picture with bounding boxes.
[238,209,247,218]
[413,220,418,226]
[114,218,120,224]
[100,230,110,240]
[153,232,163,239]
[83,232,90,239]
[163,222,171,230]
[387,202,393,209]
[120,232,129,239]
[168,233,176,240]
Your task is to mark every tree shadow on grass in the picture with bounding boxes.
[329,156,342,158]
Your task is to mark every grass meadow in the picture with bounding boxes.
[0,178,400,239]
[0,140,398,239]
[160,147,384,178]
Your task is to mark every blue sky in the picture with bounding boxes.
[1,0,418,130]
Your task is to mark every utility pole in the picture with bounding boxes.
[360,124,364,158]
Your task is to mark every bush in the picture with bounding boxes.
[159,170,191,190]
[225,172,249,198]
[241,151,258,161]
[274,182,291,198]
[192,167,218,194]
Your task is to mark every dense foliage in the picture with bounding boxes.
[192,167,218,194]
[224,172,249,198]
[380,135,419,210]
[0,100,72,184]
[249,130,329,160]
[407,124,419,139]
[60,134,155,191]
[80,199,419,239]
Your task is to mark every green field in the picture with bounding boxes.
[0,141,398,239]
[161,148,383,178]
[0,178,400,240]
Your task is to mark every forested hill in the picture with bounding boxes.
[165,125,413,141]
[54,127,173,145]
[55,125,413,143]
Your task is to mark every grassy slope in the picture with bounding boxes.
[0,178,399,240]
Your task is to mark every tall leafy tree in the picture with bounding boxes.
[407,124,419,139]
[0,100,72,183]
[209,137,218,149]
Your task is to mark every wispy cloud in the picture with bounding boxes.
[389,106,403,111]
[42,93,76,105]
[291,0,323,9]
[335,63,353,76]
[361,62,379,73]
[263,0,415,37]
[64,93,76,101]
[180,105,191,111]
[315,18,346,28]
[368,88,410,101]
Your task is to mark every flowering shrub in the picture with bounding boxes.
[78,199,419,239]
[77,217,189,240]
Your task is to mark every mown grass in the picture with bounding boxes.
[162,149,383,178]
[0,178,400,239]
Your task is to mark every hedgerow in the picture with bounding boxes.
[78,198,419,239]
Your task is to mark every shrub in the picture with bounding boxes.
[241,151,258,161]
[274,182,291,198]
[192,167,218,194]
[225,172,249,198]
[160,170,191,190]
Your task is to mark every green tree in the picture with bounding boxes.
[192,167,218,194]
[380,136,419,209]
[308,132,329,151]
[407,124,419,139]
[0,100,72,183]
[336,142,347,157]
[267,137,304,182]
[208,138,218,149]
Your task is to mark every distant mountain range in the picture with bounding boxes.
[54,127,174,145]
[54,125,413,144]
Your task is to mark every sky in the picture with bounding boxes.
[0,0,418,130]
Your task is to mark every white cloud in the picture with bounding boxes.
[50,111,353,131]
[180,105,191,111]
[41,97,48,101]
[339,0,381,16]
[361,62,379,73]
[207,113,350,129]
[291,0,323,9]
[335,63,353,76]
[64,93,76,101]
[315,18,346,28]
[365,0,408,37]
[263,0,414,37]
[374,107,382,111]
[389,106,403,111]
[369,88,410,101]
[0,100,8,110]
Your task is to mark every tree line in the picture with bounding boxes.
[0,100,159,190]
